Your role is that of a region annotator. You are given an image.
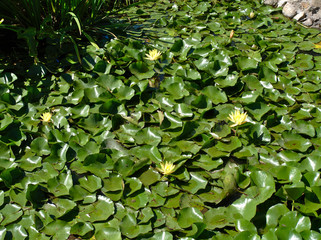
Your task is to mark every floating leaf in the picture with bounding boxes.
[230,198,257,221]
[70,222,94,237]
[279,211,311,233]
[216,137,242,152]
[129,61,154,80]
[79,195,114,222]
[184,172,208,194]
[248,124,271,144]
[30,137,51,156]
[43,198,77,218]
[237,57,258,71]
[177,207,204,228]
[0,204,23,225]
[95,228,122,240]
[135,127,162,146]
[151,231,173,240]
[42,220,70,239]
[279,131,312,152]
[120,213,140,238]
[124,188,150,210]
[79,175,102,193]
[202,86,228,105]
[204,207,232,229]
[245,102,271,121]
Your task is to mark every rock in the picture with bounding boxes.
[277,0,288,8]
[263,0,321,29]
[264,0,278,5]
[294,11,305,20]
[283,3,297,18]
[302,18,313,26]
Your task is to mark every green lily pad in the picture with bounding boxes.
[202,86,228,105]
[204,207,233,229]
[265,204,289,228]
[47,171,73,197]
[300,154,321,172]
[124,188,150,210]
[292,120,315,137]
[79,195,114,222]
[275,166,302,183]
[230,198,257,221]
[95,228,121,240]
[42,220,70,239]
[237,57,258,71]
[120,213,140,238]
[0,204,23,226]
[79,175,102,193]
[160,111,183,129]
[293,54,314,71]
[151,231,173,240]
[82,54,101,71]
[1,167,24,187]
[177,207,204,228]
[166,82,190,99]
[135,127,162,146]
[70,222,94,237]
[279,131,312,152]
[184,172,208,194]
[30,137,51,156]
[192,155,223,171]
[125,177,143,196]
[43,198,77,218]
[6,224,28,240]
[174,103,194,118]
[245,102,271,121]
[279,211,311,233]
[248,124,271,144]
[187,69,201,80]
[216,137,242,152]
[102,174,124,192]
[138,168,161,186]
[283,182,305,200]
[277,150,303,163]
[129,61,155,80]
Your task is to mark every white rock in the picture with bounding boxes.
[302,18,313,26]
[277,0,288,8]
[264,0,278,6]
[283,3,297,18]
[294,11,305,20]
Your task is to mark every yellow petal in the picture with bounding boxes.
[315,41,321,49]
[41,112,52,122]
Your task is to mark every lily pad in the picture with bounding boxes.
[177,207,204,228]
[279,131,312,152]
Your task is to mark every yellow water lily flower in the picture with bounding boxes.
[0,19,4,24]
[315,41,321,49]
[41,112,52,122]
[159,162,175,175]
[145,49,162,61]
[228,109,247,127]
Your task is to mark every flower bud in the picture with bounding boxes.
[229,30,234,39]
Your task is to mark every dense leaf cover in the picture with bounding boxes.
[1,0,321,239]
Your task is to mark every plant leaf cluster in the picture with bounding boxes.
[1,0,321,239]
[0,0,139,61]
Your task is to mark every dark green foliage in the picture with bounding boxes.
[0,0,139,60]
